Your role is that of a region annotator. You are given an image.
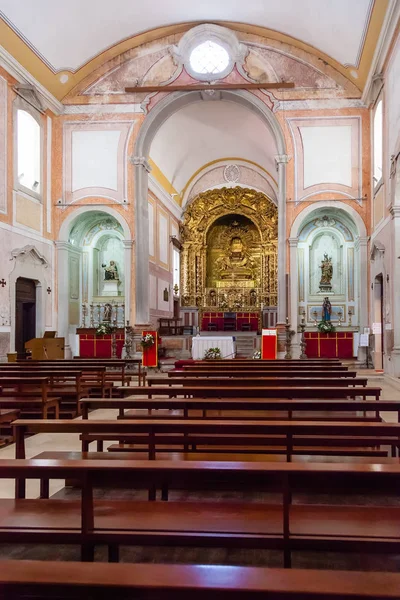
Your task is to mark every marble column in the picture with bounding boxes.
[288,236,300,358]
[355,235,369,364]
[131,156,151,327]
[122,239,134,324]
[275,154,290,356]
[390,206,400,372]
[55,241,72,358]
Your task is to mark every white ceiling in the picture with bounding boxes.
[149,100,277,192]
[0,0,373,71]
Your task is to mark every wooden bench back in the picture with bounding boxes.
[147,376,368,387]
[2,561,399,600]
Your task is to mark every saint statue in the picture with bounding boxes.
[249,290,257,306]
[208,290,217,307]
[103,303,112,322]
[322,297,332,322]
[102,260,119,281]
[215,236,256,280]
[320,253,333,285]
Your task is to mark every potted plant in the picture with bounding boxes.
[204,347,222,360]
[318,321,335,334]
[95,323,116,336]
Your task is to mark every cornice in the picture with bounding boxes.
[362,0,400,105]
[0,45,63,115]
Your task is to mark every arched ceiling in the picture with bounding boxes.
[149,100,277,194]
[0,0,390,99]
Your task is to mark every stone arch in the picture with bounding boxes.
[132,88,288,324]
[290,201,367,239]
[58,205,131,242]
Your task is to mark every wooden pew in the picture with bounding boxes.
[13,419,400,476]
[20,358,144,386]
[79,397,396,422]
[147,376,369,388]
[170,369,358,379]
[0,377,59,419]
[0,365,112,405]
[4,458,400,567]
[180,365,350,372]
[0,408,19,446]
[118,385,381,400]
[0,369,85,417]
[2,561,400,599]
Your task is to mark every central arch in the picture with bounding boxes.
[132,89,288,325]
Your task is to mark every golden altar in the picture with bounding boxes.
[180,187,278,312]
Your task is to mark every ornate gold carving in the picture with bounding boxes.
[180,187,278,308]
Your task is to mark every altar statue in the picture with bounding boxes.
[320,253,333,285]
[102,260,119,281]
[216,236,256,280]
[322,297,332,322]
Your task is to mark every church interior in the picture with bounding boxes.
[1,0,400,596]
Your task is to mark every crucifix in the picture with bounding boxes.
[0,279,6,288]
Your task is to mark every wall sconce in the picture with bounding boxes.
[47,287,51,294]
[386,274,390,282]
[163,288,169,302]
[0,278,6,288]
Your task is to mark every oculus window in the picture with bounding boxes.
[189,40,230,75]
[17,109,41,195]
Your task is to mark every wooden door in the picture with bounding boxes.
[15,278,36,354]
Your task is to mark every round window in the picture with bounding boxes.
[189,40,230,75]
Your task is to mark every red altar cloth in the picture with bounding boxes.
[305,332,354,358]
[142,331,158,367]
[261,329,277,360]
[78,329,125,358]
[201,311,259,331]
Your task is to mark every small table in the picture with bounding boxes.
[191,336,235,360]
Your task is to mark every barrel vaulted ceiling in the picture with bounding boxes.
[0,0,392,100]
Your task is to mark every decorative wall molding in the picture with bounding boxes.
[148,174,182,221]
[63,104,143,114]
[130,155,152,173]
[0,45,63,115]
[0,76,7,215]
[10,244,49,267]
[370,240,386,260]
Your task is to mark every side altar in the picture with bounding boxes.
[76,328,125,358]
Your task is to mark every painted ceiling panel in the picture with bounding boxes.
[0,0,373,71]
[149,100,277,192]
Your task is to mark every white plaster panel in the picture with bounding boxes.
[71,130,120,192]
[170,222,178,239]
[158,211,169,266]
[157,278,170,311]
[300,125,352,188]
[149,274,157,310]
[386,35,400,159]
[0,77,7,214]
[148,202,155,257]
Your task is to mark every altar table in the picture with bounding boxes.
[77,328,124,358]
[305,332,354,358]
[191,336,236,360]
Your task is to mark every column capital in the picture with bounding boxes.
[54,241,74,251]
[390,205,400,219]
[130,156,152,173]
[122,240,135,249]
[355,235,369,250]
[274,154,291,167]
[288,236,299,248]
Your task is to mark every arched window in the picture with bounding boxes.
[189,40,230,75]
[16,109,41,195]
[373,99,383,187]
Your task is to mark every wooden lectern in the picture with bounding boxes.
[25,333,65,360]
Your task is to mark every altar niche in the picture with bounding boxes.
[180,187,277,312]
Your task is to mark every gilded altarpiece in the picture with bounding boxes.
[180,187,278,311]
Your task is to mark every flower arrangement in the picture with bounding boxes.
[252,350,261,359]
[318,320,335,333]
[140,333,155,348]
[95,323,116,336]
[204,347,222,360]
